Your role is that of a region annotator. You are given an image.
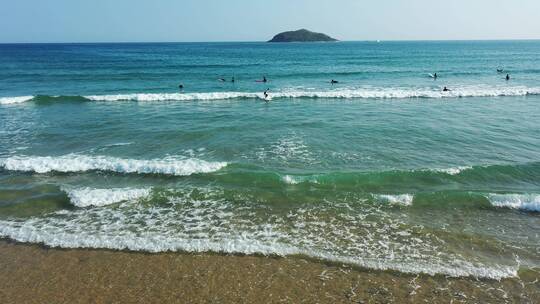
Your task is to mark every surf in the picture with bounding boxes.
[2,85,540,105]
[0,154,227,176]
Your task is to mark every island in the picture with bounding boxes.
[268,29,338,43]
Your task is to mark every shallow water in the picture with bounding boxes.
[0,41,539,280]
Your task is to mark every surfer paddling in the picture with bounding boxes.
[330,79,339,85]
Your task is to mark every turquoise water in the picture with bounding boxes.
[0,41,539,279]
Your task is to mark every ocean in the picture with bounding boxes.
[0,41,539,281]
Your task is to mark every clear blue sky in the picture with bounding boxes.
[1,0,539,43]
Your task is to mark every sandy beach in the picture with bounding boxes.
[0,240,537,303]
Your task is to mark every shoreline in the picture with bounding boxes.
[0,240,538,303]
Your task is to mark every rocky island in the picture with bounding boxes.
[268,29,338,43]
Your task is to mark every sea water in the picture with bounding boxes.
[0,41,539,279]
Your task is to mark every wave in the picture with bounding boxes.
[487,194,540,212]
[0,194,518,280]
[373,194,414,206]
[431,166,473,175]
[0,225,516,280]
[0,154,227,176]
[0,96,34,105]
[84,87,540,101]
[63,187,151,207]
[2,86,540,105]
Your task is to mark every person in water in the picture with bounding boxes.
[331,80,339,85]
[263,88,270,100]
[218,78,226,82]
[263,76,267,83]
[178,84,184,90]
[443,86,450,92]
[506,74,510,81]
[433,73,438,79]
[231,77,235,83]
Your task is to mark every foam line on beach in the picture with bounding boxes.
[0,221,517,280]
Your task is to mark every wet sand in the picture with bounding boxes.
[0,240,538,303]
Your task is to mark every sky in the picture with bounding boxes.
[1,0,539,43]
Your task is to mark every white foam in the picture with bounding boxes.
[85,92,259,102]
[83,86,540,102]
[431,166,473,175]
[63,187,151,208]
[2,87,539,106]
[374,194,414,206]
[282,175,300,185]
[0,96,34,105]
[487,194,540,212]
[0,189,518,280]
[0,154,227,176]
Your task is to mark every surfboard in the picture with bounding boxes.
[428,73,436,78]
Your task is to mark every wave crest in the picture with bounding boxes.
[2,86,540,105]
[0,154,227,176]
[487,194,540,212]
[0,96,34,105]
[63,187,151,207]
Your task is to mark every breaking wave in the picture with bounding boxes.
[374,194,414,206]
[2,86,540,105]
[0,96,34,105]
[487,193,540,212]
[0,154,227,176]
[63,187,152,208]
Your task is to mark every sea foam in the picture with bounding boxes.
[63,187,151,207]
[2,87,540,105]
[84,87,540,102]
[0,96,34,105]
[0,154,227,176]
[487,194,540,212]
[374,194,414,206]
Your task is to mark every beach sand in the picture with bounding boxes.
[0,240,538,303]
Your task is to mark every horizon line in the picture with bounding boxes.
[1,38,540,45]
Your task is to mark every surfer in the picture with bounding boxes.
[433,73,438,79]
[231,76,235,83]
[263,88,270,101]
[506,74,510,81]
[178,84,184,90]
[331,80,339,85]
[442,86,451,92]
[256,76,268,83]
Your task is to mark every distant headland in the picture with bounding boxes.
[268,29,338,43]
